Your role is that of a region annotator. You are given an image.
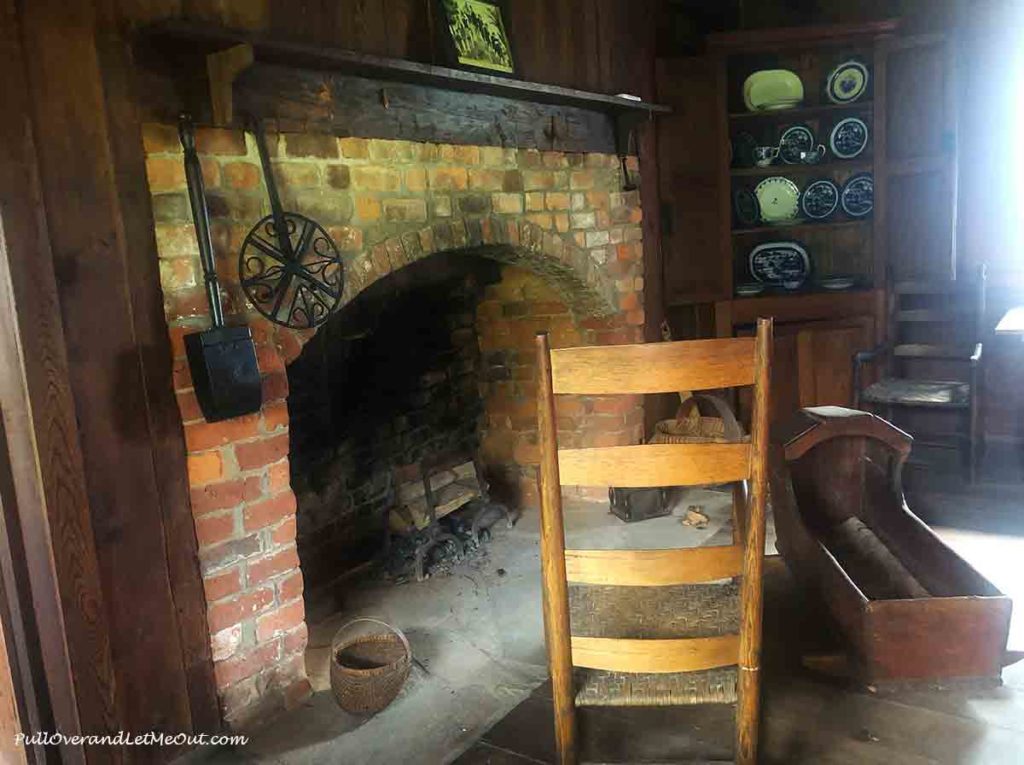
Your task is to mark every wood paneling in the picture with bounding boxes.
[18,0,218,751]
[0,2,120,759]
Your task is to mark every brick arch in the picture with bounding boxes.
[342,216,618,320]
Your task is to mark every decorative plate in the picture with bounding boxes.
[779,124,815,164]
[820,276,856,290]
[801,178,840,220]
[749,241,811,286]
[829,117,869,159]
[733,187,760,227]
[736,282,765,297]
[841,173,874,217]
[754,177,801,224]
[826,59,869,104]
[743,69,804,112]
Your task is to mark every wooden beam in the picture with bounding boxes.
[207,43,253,125]
[236,63,619,153]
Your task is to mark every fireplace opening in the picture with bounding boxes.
[287,251,539,615]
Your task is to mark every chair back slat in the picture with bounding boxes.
[550,337,756,394]
[570,635,740,674]
[557,442,751,487]
[565,545,743,586]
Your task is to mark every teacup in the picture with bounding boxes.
[753,146,780,167]
[799,144,827,164]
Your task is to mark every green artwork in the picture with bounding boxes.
[442,0,514,74]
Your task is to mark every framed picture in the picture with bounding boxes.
[437,0,515,76]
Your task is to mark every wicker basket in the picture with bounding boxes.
[649,393,745,445]
[330,618,412,715]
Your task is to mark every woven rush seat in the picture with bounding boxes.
[569,580,740,707]
[575,666,738,707]
[860,378,970,407]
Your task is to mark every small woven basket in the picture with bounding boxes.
[649,393,745,445]
[330,618,411,715]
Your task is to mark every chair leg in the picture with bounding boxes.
[736,665,761,765]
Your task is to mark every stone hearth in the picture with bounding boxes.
[143,124,645,728]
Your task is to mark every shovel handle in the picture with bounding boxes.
[179,114,224,328]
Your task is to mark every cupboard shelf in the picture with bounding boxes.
[729,101,873,122]
[732,219,869,236]
[730,160,872,178]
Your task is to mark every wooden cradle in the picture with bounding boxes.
[770,406,1013,686]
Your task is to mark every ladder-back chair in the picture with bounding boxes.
[853,267,986,481]
[535,318,773,765]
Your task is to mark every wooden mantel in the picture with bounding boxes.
[140,21,670,155]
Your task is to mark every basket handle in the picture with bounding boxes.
[332,617,412,660]
[675,394,745,441]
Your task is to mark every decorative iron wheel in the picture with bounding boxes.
[239,213,344,329]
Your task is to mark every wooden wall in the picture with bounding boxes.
[2,0,664,759]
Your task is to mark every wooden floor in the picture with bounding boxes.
[454,556,1024,764]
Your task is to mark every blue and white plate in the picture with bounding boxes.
[841,173,874,217]
[829,117,869,160]
[801,179,840,220]
[749,241,811,287]
[826,60,869,104]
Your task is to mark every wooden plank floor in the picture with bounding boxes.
[455,557,1024,764]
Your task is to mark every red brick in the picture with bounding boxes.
[195,127,247,156]
[592,395,640,415]
[243,492,297,531]
[222,162,260,189]
[236,433,290,471]
[256,343,284,374]
[146,157,185,192]
[271,515,297,547]
[262,401,289,432]
[275,329,303,364]
[204,567,242,603]
[268,459,291,493]
[206,586,275,632]
[618,291,640,311]
[187,451,223,486]
[247,547,300,585]
[262,372,289,402]
[191,478,245,515]
[243,475,264,501]
[214,641,280,688]
[278,569,303,603]
[256,599,305,642]
[172,357,192,390]
[141,122,179,154]
[184,414,261,452]
[195,511,237,548]
[177,389,203,423]
[625,309,645,326]
[281,622,308,655]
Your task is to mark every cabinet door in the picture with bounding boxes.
[876,34,958,280]
[656,56,729,304]
[794,317,876,408]
[740,316,876,424]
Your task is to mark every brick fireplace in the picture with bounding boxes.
[143,124,645,728]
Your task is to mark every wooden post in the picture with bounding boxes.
[736,317,772,765]
[535,332,577,765]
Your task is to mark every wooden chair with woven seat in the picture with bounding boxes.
[534,318,773,765]
[853,267,986,482]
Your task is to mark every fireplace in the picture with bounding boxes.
[143,123,645,728]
